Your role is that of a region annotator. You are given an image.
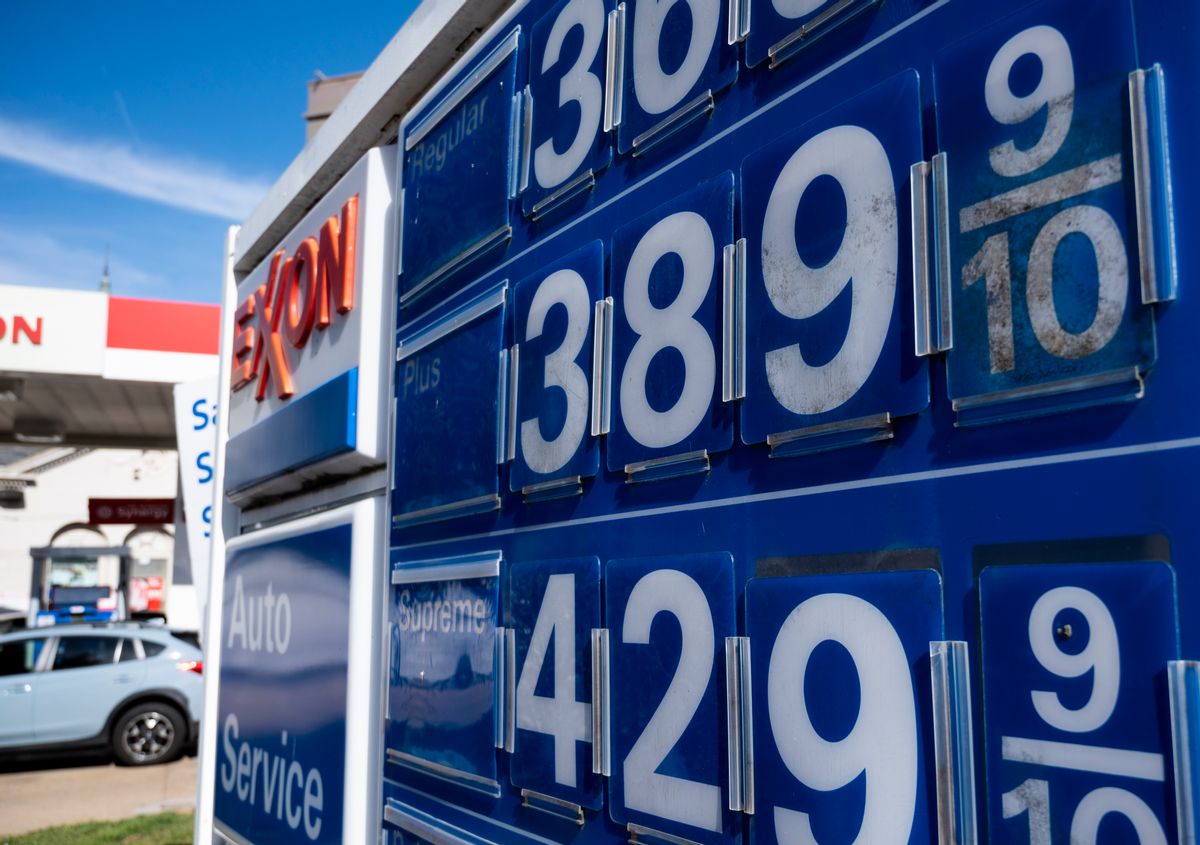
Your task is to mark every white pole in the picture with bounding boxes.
[194,224,239,845]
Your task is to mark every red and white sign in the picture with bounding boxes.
[88,497,175,524]
[129,576,165,613]
[0,284,219,382]
[0,286,108,376]
[104,296,221,383]
[226,147,395,450]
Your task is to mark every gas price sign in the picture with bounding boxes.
[383,0,1198,844]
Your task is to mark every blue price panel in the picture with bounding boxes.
[509,557,603,809]
[745,569,943,845]
[387,557,503,793]
[511,241,603,494]
[605,553,740,845]
[617,0,738,154]
[745,0,889,69]
[216,524,351,845]
[608,173,735,473]
[979,562,1180,844]
[523,0,614,218]
[739,70,928,447]
[400,31,520,306]
[934,0,1156,424]
[393,284,507,528]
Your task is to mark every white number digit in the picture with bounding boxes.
[761,125,896,415]
[535,0,605,190]
[516,574,591,787]
[1002,778,1051,845]
[1027,586,1120,733]
[1071,787,1168,845]
[962,232,1015,374]
[984,25,1075,178]
[964,206,1127,371]
[771,0,833,18]
[969,26,1130,375]
[631,0,720,115]
[620,210,716,448]
[521,270,592,475]
[1025,205,1127,360]
[622,569,721,832]
[1002,780,1168,845]
[767,593,917,844]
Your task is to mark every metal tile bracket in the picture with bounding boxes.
[604,5,626,132]
[1169,660,1200,845]
[591,628,611,776]
[930,640,978,845]
[722,238,747,403]
[725,636,755,814]
[591,297,614,437]
[727,0,750,44]
[1129,64,1178,305]
[911,154,952,357]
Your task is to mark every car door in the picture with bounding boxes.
[34,634,145,743]
[0,636,48,746]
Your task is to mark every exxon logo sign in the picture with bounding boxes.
[231,195,359,401]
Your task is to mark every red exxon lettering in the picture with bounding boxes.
[229,194,359,401]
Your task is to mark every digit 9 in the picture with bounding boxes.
[759,125,896,416]
[983,25,1075,178]
[1027,586,1120,733]
[766,593,918,843]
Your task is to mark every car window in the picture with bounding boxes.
[52,636,119,670]
[117,638,139,661]
[0,639,45,676]
[141,640,166,657]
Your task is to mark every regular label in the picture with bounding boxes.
[401,34,520,303]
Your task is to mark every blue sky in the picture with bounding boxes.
[0,1,420,303]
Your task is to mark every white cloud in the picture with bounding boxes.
[0,116,271,220]
[0,229,170,296]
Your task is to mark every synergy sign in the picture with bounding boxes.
[224,148,395,502]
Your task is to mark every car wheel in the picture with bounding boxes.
[112,702,185,766]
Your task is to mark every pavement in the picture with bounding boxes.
[0,754,196,836]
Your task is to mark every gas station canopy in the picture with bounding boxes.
[0,284,220,448]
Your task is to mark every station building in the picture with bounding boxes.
[0,283,219,632]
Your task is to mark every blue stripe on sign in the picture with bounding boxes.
[224,368,358,494]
